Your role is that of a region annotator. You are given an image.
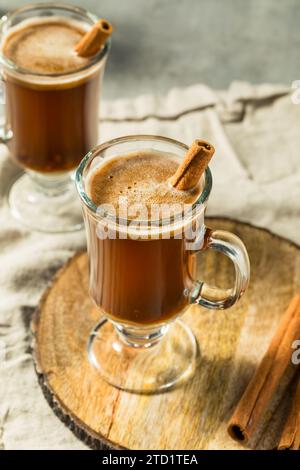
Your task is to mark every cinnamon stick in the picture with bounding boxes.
[278,374,300,450]
[170,139,215,190]
[227,295,300,444]
[75,19,113,58]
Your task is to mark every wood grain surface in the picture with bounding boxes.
[31,218,300,450]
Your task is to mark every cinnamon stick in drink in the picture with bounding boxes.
[227,295,300,444]
[278,374,300,450]
[75,19,113,57]
[170,139,215,191]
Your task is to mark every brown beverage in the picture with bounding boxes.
[1,17,103,173]
[87,151,202,326]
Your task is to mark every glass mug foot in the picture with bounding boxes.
[8,173,83,233]
[88,319,197,393]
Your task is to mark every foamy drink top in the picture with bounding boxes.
[2,18,90,74]
[88,151,202,215]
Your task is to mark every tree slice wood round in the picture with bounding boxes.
[31,218,300,450]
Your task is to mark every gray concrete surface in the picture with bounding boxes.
[1,0,299,99]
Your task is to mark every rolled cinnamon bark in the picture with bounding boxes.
[75,19,113,58]
[170,139,215,191]
[227,295,300,444]
[278,374,300,450]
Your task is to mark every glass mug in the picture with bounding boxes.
[76,135,250,393]
[0,3,110,232]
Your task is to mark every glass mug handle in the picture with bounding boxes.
[190,226,250,309]
[0,73,12,143]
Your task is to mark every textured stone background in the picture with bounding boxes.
[0,0,299,98]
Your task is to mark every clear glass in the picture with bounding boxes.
[0,3,110,232]
[76,135,250,393]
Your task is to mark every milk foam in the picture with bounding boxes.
[2,17,90,75]
[88,150,202,213]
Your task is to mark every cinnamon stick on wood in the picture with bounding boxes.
[278,373,300,450]
[75,19,113,58]
[170,139,215,191]
[227,295,300,444]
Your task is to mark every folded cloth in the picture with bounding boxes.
[0,81,299,449]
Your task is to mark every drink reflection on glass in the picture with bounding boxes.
[0,3,110,232]
[76,135,250,394]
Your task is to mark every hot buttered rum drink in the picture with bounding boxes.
[87,151,202,326]
[1,17,104,173]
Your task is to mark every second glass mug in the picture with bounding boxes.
[0,3,110,232]
[76,135,250,393]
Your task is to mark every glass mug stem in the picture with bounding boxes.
[28,171,73,197]
[92,320,170,350]
[190,227,250,309]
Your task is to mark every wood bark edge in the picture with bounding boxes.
[30,251,121,450]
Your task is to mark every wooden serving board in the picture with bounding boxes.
[31,218,300,450]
